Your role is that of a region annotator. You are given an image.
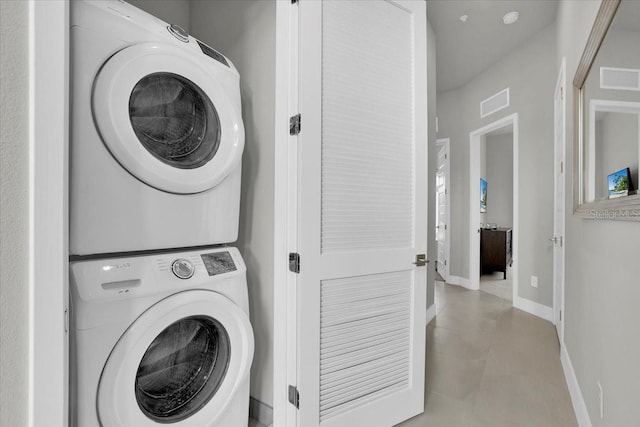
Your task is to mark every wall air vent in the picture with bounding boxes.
[480,88,510,118]
[600,67,640,91]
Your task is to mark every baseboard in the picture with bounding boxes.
[447,275,473,289]
[249,397,273,427]
[426,303,436,325]
[560,344,592,427]
[513,296,553,322]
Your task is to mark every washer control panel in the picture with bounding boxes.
[171,258,195,279]
[201,251,237,276]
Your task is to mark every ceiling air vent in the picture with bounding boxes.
[480,88,509,118]
[600,67,640,91]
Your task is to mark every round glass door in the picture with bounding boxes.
[129,73,221,169]
[134,316,230,423]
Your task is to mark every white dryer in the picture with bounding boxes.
[70,247,254,427]
[70,0,245,256]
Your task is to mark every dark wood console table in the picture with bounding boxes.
[480,227,512,279]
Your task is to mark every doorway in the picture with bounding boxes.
[469,114,519,303]
[436,138,450,281]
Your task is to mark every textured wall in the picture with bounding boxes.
[0,1,30,426]
[437,24,557,306]
[189,0,276,407]
[557,1,640,425]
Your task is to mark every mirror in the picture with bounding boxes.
[574,0,640,220]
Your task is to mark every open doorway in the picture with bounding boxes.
[469,114,519,304]
[435,138,450,282]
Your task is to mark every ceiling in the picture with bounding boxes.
[428,0,558,93]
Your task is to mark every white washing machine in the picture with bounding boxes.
[70,247,253,427]
[70,0,245,256]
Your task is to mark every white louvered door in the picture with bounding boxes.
[296,1,428,426]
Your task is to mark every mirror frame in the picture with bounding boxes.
[573,0,640,221]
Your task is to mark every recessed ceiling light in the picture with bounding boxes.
[503,11,519,25]
[459,14,468,23]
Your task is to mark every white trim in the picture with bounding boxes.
[513,297,553,322]
[480,87,510,118]
[273,1,296,427]
[561,344,593,427]
[446,275,472,289]
[28,1,69,426]
[435,138,450,280]
[426,304,437,326]
[469,113,519,303]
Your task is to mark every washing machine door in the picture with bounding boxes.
[97,290,253,426]
[92,43,244,194]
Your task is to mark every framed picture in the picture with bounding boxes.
[480,178,487,213]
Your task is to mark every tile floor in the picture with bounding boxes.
[396,281,576,426]
[479,268,513,302]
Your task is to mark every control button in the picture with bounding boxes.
[167,24,189,43]
[171,259,195,279]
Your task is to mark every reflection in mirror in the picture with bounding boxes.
[582,0,640,204]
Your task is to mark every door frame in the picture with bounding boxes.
[435,138,451,282]
[28,1,69,426]
[469,113,519,304]
[553,58,567,342]
[273,1,297,426]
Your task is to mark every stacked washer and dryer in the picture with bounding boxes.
[68,1,254,426]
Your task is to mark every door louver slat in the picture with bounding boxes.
[319,271,412,422]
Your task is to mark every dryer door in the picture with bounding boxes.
[97,290,253,426]
[93,43,244,194]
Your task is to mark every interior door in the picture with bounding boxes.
[552,60,566,343]
[296,1,428,426]
[436,141,449,279]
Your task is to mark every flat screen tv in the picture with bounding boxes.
[608,167,635,199]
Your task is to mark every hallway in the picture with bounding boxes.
[398,282,576,426]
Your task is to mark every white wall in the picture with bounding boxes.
[128,0,190,31]
[486,133,514,227]
[558,1,640,425]
[437,24,557,306]
[0,1,30,425]
[189,0,276,407]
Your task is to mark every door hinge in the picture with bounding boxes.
[444,224,447,230]
[445,189,448,195]
[560,236,563,247]
[288,385,300,409]
[561,161,564,174]
[560,86,564,101]
[289,113,301,135]
[444,153,447,160]
[444,260,447,266]
[289,252,300,273]
[560,310,562,321]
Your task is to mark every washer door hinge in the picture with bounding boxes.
[290,114,301,135]
[288,385,300,409]
[289,252,300,273]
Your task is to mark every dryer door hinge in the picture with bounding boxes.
[289,252,300,273]
[290,114,301,135]
[288,385,300,409]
